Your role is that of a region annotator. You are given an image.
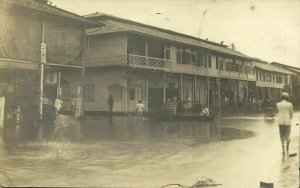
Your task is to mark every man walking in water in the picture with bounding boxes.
[276,92,293,154]
[136,100,145,121]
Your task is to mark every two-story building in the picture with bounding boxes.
[0,0,99,124]
[253,59,294,109]
[271,62,300,108]
[59,13,257,115]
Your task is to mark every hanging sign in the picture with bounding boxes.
[41,43,46,63]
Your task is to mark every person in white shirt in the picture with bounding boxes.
[201,106,209,116]
[136,100,145,121]
[276,92,293,154]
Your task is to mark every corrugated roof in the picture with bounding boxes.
[6,0,100,26]
[271,62,300,74]
[254,62,294,75]
[85,16,252,60]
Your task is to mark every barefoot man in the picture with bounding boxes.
[276,92,293,154]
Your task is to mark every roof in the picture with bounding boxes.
[6,0,100,26]
[271,62,300,74]
[85,13,252,60]
[254,62,294,75]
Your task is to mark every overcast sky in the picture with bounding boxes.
[52,0,300,67]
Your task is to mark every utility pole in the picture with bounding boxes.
[39,19,46,120]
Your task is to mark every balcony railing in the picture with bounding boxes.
[86,54,172,71]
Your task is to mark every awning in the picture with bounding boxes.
[0,58,40,70]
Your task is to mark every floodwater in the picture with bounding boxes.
[0,113,299,187]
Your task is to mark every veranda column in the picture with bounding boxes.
[207,76,210,108]
[180,74,183,101]
[194,75,197,102]
[146,77,149,112]
[163,72,166,104]
[39,19,46,120]
[218,77,221,112]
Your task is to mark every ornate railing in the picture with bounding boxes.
[86,54,173,71]
[129,55,172,70]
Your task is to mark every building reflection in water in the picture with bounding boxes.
[1,115,254,148]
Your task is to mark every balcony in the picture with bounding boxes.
[86,54,172,71]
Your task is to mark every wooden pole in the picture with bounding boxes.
[146,77,148,112]
[163,72,166,104]
[180,74,183,101]
[57,72,61,99]
[218,77,221,112]
[81,35,87,118]
[207,76,210,108]
[39,19,45,120]
[194,75,197,101]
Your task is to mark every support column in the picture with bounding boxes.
[163,72,166,104]
[180,74,183,101]
[57,72,61,99]
[246,80,249,113]
[80,35,87,118]
[207,76,210,108]
[39,19,45,120]
[274,87,277,102]
[194,75,197,102]
[146,78,149,112]
[218,77,221,112]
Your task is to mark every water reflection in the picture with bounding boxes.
[2,115,255,148]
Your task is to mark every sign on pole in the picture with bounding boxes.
[41,43,46,63]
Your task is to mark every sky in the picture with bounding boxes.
[52,0,300,67]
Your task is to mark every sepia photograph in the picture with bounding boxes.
[0,0,299,187]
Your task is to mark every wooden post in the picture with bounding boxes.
[194,75,197,101]
[57,72,61,99]
[180,74,183,101]
[146,77,148,112]
[218,77,221,112]
[207,76,210,108]
[39,19,45,120]
[246,80,248,113]
[163,72,166,104]
[81,35,87,118]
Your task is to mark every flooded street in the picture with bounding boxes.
[0,113,299,188]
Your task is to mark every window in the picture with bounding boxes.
[84,84,95,102]
[197,51,204,66]
[191,49,196,65]
[231,59,238,72]
[182,49,187,64]
[176,47,182,64]
[165,44,170,60]
[218,57,223,70]
[129,88,135,100]
[216,57,219,69]
[61,84,70,101]
[259,72,262,81]
[206,54,211,68]
[256,71,259,81]
[276,75,283,83]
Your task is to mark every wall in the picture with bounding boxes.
[87,33,127,60]
[84,68,127,112]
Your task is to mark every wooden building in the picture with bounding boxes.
[60,13,257,115]
[271,62,300,108]
[0,0,99,124]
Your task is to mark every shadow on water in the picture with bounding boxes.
[1,115,255,149]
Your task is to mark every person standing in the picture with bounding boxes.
[276,92,293,154]
[107,95,114,115]
[136,100,145,121]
